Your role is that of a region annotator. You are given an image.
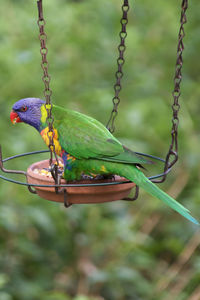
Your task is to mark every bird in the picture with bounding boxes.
[10,97,199,225]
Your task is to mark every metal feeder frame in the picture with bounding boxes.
[0,147,172,207]
[0,0,189,206]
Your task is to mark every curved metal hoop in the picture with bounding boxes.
[0,149,172,188]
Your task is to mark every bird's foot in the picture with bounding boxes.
[43,167,63,175]
[92,174,116,181]
[103,174,116,180]
[80,173,115,181]
[80,174,94,180]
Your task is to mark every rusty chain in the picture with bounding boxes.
[36,0,188,187]
[106,0,129,133]
[153,0,188,183]
[37,0,59,187]
[107,0,188,183]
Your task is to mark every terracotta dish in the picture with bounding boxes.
[27,160,136,204]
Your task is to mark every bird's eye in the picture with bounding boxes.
[20,106,28,112]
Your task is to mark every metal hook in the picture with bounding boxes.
[53,184,72,208]
[0,145,26,176]
[63,189,72,208]
[123,185,139,201]
[27,185,37,194]
[0,145,36,195]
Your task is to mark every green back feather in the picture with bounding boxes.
[52,105,151,165]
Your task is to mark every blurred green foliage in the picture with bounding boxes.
[0,0,200,299]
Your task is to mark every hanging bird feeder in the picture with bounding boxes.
[0,0,188,207]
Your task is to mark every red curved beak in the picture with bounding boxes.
[10,110,22,124]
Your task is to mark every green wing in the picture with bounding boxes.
[53,105,151,165]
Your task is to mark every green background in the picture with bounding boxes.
[0,0,200,299]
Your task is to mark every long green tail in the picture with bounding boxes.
[124,166,199,225]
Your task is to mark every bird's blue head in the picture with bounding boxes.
[10,98,45,131]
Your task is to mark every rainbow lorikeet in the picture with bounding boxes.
[10,98,198,225]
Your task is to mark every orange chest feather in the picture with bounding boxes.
[40,127,62,155]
